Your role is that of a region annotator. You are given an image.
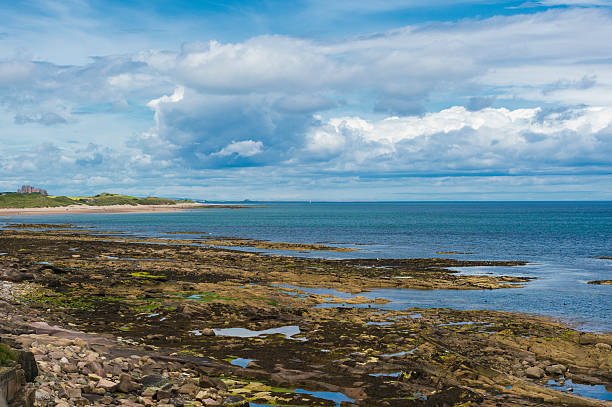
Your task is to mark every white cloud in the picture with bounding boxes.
[146,86,184,109]
[2,7,612,198]
[304,105,612,173]
[212,140,264,157]
[538,0,612,5]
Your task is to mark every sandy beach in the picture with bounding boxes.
[0,202,221,216]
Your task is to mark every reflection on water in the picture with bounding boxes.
[213,325,306,341]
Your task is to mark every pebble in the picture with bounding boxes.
[9,332,224,407]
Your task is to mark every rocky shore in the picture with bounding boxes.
[0,224,611,406]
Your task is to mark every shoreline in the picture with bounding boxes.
[0,203,245,216]
[1,224,611,406]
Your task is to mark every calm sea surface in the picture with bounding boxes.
[2,202,611,331]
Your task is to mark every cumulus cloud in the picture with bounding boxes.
[304,106,612,174]
[131,9,612,163]
[140,87,317,168]
[2,7,612,198]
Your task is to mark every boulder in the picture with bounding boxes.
[525,366,544,379]
[545,364,566,376]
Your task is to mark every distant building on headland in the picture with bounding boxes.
[17,185,48,196]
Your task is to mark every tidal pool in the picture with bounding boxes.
[230,358,254,368]
[546,379,612,401]
[213,325,306,341]
[295,389,355,406]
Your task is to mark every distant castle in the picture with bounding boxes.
[17,185,48,196]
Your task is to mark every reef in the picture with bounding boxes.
[0,224,610,406]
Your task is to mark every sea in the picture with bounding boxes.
[2,202,611,332]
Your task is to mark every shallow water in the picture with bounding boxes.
[2,202,611,331]
[546,379,612,401]
[244,388,354,407]
[230,358,254,368]
[213,325,305,340]
[295,389,355,406]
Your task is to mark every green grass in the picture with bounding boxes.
[0,193,82,208]
[0,192,193,208]
[80,193,192,206]
[0,343,16,366]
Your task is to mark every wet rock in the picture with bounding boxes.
[571,374,604,385]
[201,328,215,336]
[222,394,249,406]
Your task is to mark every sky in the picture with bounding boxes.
[1,0,612,200]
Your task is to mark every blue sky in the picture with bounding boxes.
[1,0,612,200]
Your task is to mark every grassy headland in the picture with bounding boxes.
[0,192,193,208]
